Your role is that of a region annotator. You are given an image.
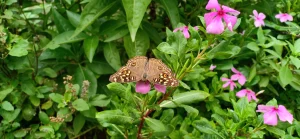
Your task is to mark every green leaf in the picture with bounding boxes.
[99,19,126,35]
[290,56,300,69]
[248,64,256,83]
[142,21,162,45]
[41,100,53,110]
[207,41,241,60]
[122,0,151,41]
[247,42,259,52]
[264,49,282,59]
[145,117,167,133]
[294,38,300,53]
[107,83,127,99]
[29,96,40,107]
[96,110,133,126]
[104,26,129,42]
[39,111,50,124]
[89,94,111,107]
[49,93,64,103]
[13,129,28,138]
[160,90,209,108]
[166,29,187,59]
[232,97,256,119]
[0,87,14,101]
[123,29,149,58]
[21,80,35,96]
[42,68,57,78]
[160,109,174,124]
[159,0,180,29]
[86,58,115,75]
[1,101,14,111]
[72,0,117,38]
[52,8,74,33]
[103,43,121,71]
[279,63,293,87]
[74,67,97,97]
[9,39,29,57]
[45,30,88,49]
[266,126,285,137]
[72,99,89,111]
[193,119,226,139]
[83,36,99,63]
[257,27,265,44]
[73,113,86,135]
[157,42,177,55]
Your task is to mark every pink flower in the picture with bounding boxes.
[275,13,293,22]
[257,105,293,126]
[209,64,216,71]
[221,77,237,91]
[135,81,166,94]
[204,0,240,34]
[173,26,199,38]
[251,10,266,27]
[236,89,258,102]
[231,67,246,85]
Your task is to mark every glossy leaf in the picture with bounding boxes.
[45,30,88,49]
[0,87,14,101]
[104,26,129,42]
[1,101,14,111]
[159,0,180,29]
[103,42,121,70]
[96,110,134,126]
[39,111,50,124]
[122,0,151,41]
[123,29,149,58]
[83,36,99,63]
[145,117,167,132]
[52,8,74,33]
[157,42,177,55]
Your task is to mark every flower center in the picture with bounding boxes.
[272,107,279,111]
[217,10,225,16]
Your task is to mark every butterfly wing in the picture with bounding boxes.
[109,56,148,83]
[146,58,179,87]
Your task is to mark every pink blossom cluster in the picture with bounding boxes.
[173,0,293,37]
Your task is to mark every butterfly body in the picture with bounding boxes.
[109,56,178,87]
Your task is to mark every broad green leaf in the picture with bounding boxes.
[74,67,97,97]
[96,110,134,126]
[259,76,269,88]
[193,119,226,139]
[72,99,89,111]
[159,0,180,29]
[45,30,88,49]
[107,83,127,99]
[22,105,36,121]
[211,114,225,127]
[122,0,151,41]
[0,108,21,122]
[295,39,300,53]
[257,27,265,44]
[103,43,121,70]
[67,10,91,30]
[266,127,285,137]
[166,29,187,59]
[83,36,99,63]
[207,41,241,60]
[1,101,14,111]
[13,129,28,138]
[160,109,174,124]
[142,21,162,44]
[279,63,293,87]
[0,87,14,101]
[157,42,177,55]
[72,0,117,38]
[180,105,199,118]
[264,49,281,59]
[290,56,300,69]
[9,39,29,57]
[21,80,36,96]
[123,29,149,58]
[86,58,115,75]
[52,8,74,33]
[5,0,17,5]
[160,90,209,108]
[104,26,129,42]
[41,100,53,110]
[39,111,50,124]
[73,113,86,135]
[99,19,126,35]
[145,118,167,132]
[42,68,57,78]
[89,94,111,107]
[232,97,256,119]
[49,93,64,103]
[247,42,259,52]
[29,96,40,107]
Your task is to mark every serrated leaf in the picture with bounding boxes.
[72,99,89,111]
[122,0,151,41]
[84,36,99,63]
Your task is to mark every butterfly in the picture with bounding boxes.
[109,56,179,87]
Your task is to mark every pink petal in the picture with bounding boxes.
[205,0,221,11]
[236,89,247,98]
[221,77,230,81]
[254,20,264,27]
[286,14,293,21]
[229,82,236,91]
[258,13,266,19]
[135,81,151,94]
[223,14,238,31]
[222,82,230,88]
[238,75,246,85]
[209,64,216,71]
[204,12,218,26]
[231,74,240,80]
[275,13,284,19]
[256,105,274,113]
[249,92,258,102]
[253,10,258,17]
[206,16,224,34]
[263,110,278,126]
[194,26,199,31]
[247,89,258,102]
[173,27,184,32]
[154,84,167,93]
[221,5,240,16]
[182,27,190,38]
[231,67,239,74]
[277,105,293,124]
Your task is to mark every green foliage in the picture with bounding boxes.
[0,0,299,138]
